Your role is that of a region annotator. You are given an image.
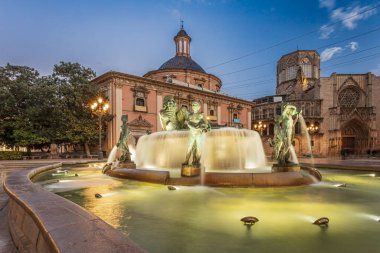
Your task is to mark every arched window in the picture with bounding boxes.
[210,109,214,116]
[301,57,312,78]
[285,66,297,81]
[233,113,238,119]
[179,41,182,53]
[339,87,360,108]
[136,98,145,106]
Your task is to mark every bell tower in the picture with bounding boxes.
[174,22,191,57]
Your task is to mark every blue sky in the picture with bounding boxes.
[1,0,379,100]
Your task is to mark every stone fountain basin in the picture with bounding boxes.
[106,166,319,187]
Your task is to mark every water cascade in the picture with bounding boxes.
[299,114,314,164]
[135,128,267,172]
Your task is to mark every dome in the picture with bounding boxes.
[174,28,191,41]
[159,55,206,73]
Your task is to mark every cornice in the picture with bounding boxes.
[92,71,254,107]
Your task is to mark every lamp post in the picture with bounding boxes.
[90,97,109,160]
[254,121,267,136]
[307,123,318,148]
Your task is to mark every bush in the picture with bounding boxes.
[0,151,26,160]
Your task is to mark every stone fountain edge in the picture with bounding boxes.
[3,162,147,253]
[107,166,321,187]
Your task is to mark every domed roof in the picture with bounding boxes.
[174,28,191,40]
[159,55,206,73]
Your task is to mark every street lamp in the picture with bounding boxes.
[254,121,267,136]
[307,123,318,147]
[90,97,109,160]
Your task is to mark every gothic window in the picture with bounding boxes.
[339,88,360,108]
[285,66,297,81]
[210,109,214,116]
[233,113,238,119]
[301,58,312,78]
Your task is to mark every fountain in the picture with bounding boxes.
[104,97,320,187]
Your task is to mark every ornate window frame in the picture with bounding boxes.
[131,85,150,113]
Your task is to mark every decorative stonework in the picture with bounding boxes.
[128,115,153,129]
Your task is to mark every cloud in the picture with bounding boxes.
[319,3,377,39]
[331,5,377,29]
[319,24,335,39]
[319,0,335,9]
[348,41,358,51]
[321,47,343,62]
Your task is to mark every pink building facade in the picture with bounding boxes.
[92,26,254,153]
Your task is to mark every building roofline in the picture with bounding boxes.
[143,68,222,85]
[91,71,252,106]
[277,49,320,63]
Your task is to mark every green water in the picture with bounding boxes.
[33,165,380,253]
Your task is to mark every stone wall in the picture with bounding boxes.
[4,163,146,253]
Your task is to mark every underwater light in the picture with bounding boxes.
[313,217,329,226]
[241,216,259,226]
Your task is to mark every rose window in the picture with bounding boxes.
[338,88,360,108]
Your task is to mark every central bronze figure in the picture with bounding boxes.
[159,96,189,131]
[182,100,210,168]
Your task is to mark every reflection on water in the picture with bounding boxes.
[33,166,380,253]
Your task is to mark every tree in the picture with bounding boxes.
[0,64,50,150]
[52,62,109,154]
[0,62,110,154]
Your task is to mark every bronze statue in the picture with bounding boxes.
[159,96,189,130]
[183,100,210,167]
[102,115,136,174]
[117,115,132,163]
[272,104,301,165]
